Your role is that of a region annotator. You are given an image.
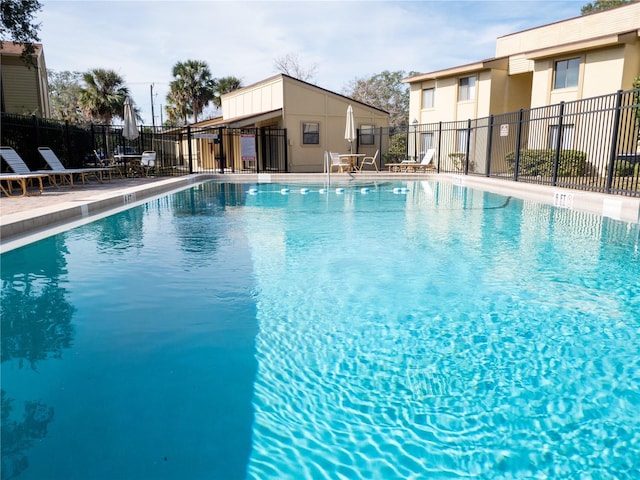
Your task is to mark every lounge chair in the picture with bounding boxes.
[358,150,379,172]
[38,147,113,184]
[412,149,437,173]
[329,151,351,173]
[0,173,49,197]
[386,148,436,173]
[0,146,63,192]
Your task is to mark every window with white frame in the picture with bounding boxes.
[360,124,375,145]
[553,58,580,89]
[548,124,575,149]
[302,122,319,145]
[422,88,435,109]
[459,76,476,101]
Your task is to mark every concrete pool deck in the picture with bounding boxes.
[1,172,639,252]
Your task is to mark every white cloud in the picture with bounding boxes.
[38,0,585,124]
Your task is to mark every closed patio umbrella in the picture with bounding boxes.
[123,97,139,141]
[345,104,355,153]
[121,97,138,175]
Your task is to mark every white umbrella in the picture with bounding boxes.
[123,97,139,141]
[345,104,356,153]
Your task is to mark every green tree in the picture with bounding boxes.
[47,70,90,124]
[164,92,189,127]
[166,60,215,124]
[343,70,418,127]
[213,76,243,109]
[0,0,42,65]
[78,68,130,125]
[581,0,631,14]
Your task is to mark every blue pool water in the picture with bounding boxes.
[1,180,639,479]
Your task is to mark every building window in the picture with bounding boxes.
[302,122,319,144]
[421,132,434,153]
[554,58,580,89]
[422,88,434,109]
[459,76,476,101]
[548,124,575,149]
[359,124,375,145]
[457,129,470,152]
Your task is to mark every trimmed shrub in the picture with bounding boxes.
[383,134,407,164]
[505,149,587,176]
[614,159,638,176]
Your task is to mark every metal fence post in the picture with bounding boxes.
[606,90,624,194]
[216,127,223,173]
[552,101,565,186]
[437,121,443,172]
[283,128,289,173]
[464,119,472,175]
[514,109,524,182]
[256,127,261,174]
[32,114,40,147]
[64,120,73,166]
[405,123,410,160]
[90,123,96,155]
[486,114,494,177]
[378,126,383,170]
[187,125,193,174]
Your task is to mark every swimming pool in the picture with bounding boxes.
[1,180,639,479]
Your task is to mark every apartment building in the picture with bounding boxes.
[405,2,640,124]
[404,3,640,174]
[0,42,51,117]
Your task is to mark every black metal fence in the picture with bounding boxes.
[2,87,639,196]
[373,88,639,197]
[1,116,288,175]
[0,114,94,170]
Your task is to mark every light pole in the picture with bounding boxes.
[150,83,155,129]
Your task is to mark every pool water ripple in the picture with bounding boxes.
[243,183,640,479]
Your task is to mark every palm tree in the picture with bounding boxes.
[164,90,191,126]
[78,68,129,125]
[166,60,215,124]
[213,76,243,109]
[164,92,191,127]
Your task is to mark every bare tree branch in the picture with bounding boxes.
[273,53,318,82]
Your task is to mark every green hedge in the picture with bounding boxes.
[614,159,640,177]
[505,149,588,177]
[383,134,407,163]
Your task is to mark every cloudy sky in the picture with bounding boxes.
[38,0,584,124]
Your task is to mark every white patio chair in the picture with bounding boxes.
[329,152,351,173]
[140,151,157,176]
[358,150,379,172]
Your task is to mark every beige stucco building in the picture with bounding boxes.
[192,74,389,173]
[405,2,640,124]
[403,3,640,175]
[0,42,50,117]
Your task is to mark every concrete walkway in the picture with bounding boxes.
[0,176,169,215]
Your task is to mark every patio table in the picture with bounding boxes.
[338,153,366,172]
[114,154,143,177]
